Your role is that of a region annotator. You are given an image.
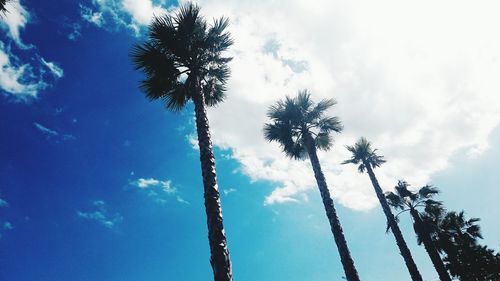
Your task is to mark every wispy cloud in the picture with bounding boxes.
[0,198,8,208]
[33,122,75,141]
[0,194,12,238]
[223,188,237,196]
[41,58,64,79]
[3,222,13,230]
[130,177,189,204]
[77,200,123,229]
[80,0,168,35]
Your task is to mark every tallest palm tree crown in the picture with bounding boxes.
[131,3,233,110]
[264,90,343,159]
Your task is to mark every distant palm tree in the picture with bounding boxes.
[264,90,361,281]
[385,181,452,281]
[422,208,500,281]
[131,3,233,280]
[342,138,423,281]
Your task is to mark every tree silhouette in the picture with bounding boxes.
[386,181,452,281]
[264,90,361,281]
[342,138,423,281]
[131,3,233,280]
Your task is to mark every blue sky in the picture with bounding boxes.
[1,0,499,280]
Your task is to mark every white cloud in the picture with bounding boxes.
[177,0,500,211]
[34,122,58,136]
[130,177,188,204]
[41,58,64,79]
[223,188,237,196]
[80,0,168,34]
[0,0,30,47]
[77,200,123,229]
[33,122,75,141]
[0,43,49,99]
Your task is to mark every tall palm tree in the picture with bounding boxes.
[342,138,423,281]
[385,181,452,281]
[264,90,361,281]
[131,3,233,280]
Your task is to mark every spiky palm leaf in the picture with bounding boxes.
[263,90,342,159]
[0,0,9,15]
[341,137,386,172]
[131,3,232,111]
[386,181,442,214]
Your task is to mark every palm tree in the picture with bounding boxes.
[264,90,361,281]
[385,181,452,281]
[422,208,500,281]
[131,3,233,280]
[342,138,423,281]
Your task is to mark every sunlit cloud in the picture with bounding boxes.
[0,0,30,47]
[86,0,500,211]
[129,177,189,204]
[80,0,168,35]
[77,200,123,229]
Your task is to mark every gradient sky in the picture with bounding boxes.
[1,1,499,281]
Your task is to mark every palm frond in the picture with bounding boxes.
[395,181,413,198]
[264,89,342,159]
[317,116,343,134]
[342,137,385,172]
[315,132,332,151]
[418,185,439,198]
[386,191,405,210]
[307,98,336,121]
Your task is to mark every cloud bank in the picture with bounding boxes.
[91,0,500,210]
[192,0,500,210]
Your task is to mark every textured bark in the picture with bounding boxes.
[411,209,452,281]
[365,164,423,281]
[193,92,233,281]
[305,134,361,281]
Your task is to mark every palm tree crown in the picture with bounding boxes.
[342,137,386,172]
[131,2,233,110]
[386,181,442,215]
[263,90,343,160]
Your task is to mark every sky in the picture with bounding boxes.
[0,0,499,280]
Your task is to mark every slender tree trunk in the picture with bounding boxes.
[305,134,361,281]
[364,164,423,281]
[193,91,233,281]
[410,209,452,281]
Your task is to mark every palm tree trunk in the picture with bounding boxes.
[410,209,452,281]
[364,164,423,281]
[193,92,233,281]
[305,134,361,281]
